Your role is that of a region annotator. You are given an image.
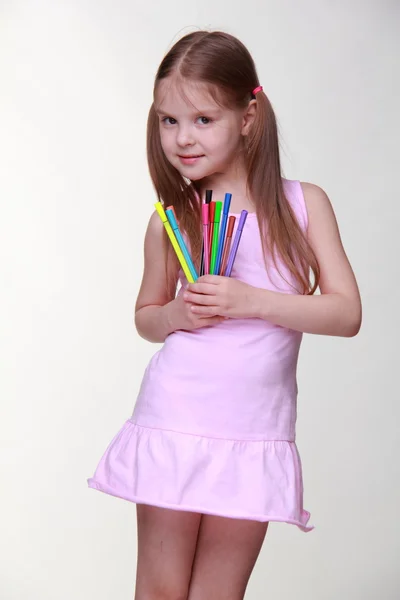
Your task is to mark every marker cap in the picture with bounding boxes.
[227,215,236,236]
[215,201,222,221]
[238,210,248,230]
[223,193,232,214]
[202,203,209,225]
[209,202,216,221]
[166,209,178,230]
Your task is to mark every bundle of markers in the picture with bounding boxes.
[155,190,248,283]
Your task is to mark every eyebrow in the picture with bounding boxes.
[155,106,222,116]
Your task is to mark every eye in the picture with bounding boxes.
[161,117,177,125]
[197,116,211,125]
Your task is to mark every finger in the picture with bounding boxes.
[191,305,221,316]
[186,283,217,295]
[198,317,224,327]
[184,292,216,306]
[204,318,224,327]
[197,313,221,320]
[197,274,221,284]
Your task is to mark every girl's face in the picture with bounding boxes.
[154,79,250,181]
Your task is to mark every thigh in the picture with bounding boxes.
[187,515,268,600]
[134,504,202,600]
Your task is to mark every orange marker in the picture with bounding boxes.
[220,216,236,276]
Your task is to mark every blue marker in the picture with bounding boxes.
[214,193,232,275]
[165,209,198,281]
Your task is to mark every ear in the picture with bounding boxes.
[241,99,257,137]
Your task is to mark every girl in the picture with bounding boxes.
[88,30,361,600]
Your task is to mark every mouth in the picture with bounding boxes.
[178,154,205,164]
[179,154,203,158]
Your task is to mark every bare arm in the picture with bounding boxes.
[134,211,180,343]
[253,182,362,336]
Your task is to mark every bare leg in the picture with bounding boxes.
[134,504,202,600]
[187,515,268,600]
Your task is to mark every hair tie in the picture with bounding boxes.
[252,85,263,96]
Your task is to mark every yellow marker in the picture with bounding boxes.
[154,202,195,283]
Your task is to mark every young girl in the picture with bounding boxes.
[88,30,361,600]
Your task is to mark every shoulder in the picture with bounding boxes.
[299,182,345,263]
[144,208,180,271]
[143,209,168,248]
[147,209,165,236]
[300,181,334,213]
[299,181,338,232]
[142,209,169,263]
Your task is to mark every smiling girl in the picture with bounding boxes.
[88,30,361,600]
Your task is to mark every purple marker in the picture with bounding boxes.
[224,210,248,277]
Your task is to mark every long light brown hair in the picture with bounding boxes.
[147,31,319,294]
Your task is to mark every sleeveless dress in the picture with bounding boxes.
[87,178,313,532]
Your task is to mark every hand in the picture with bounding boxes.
[183,275,259,319]
[167,291,225,332]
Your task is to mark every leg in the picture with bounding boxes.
[187,515,268,600]
[134,504,202,600]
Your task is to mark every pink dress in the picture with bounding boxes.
[87,178,313,531]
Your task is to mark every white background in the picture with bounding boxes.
[1,1,399,598]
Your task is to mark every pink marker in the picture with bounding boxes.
[202,203,210,275]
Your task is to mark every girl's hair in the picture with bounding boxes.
[147,30,320,294]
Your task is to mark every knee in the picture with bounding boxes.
[156,589,188,600]
[135,582,189,600]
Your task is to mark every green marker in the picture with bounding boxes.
[210,201,222,274]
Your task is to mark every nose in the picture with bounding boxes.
[176,124,195,148]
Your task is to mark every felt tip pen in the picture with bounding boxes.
[215,193,232,275]
[166,205,178,221]
[224,210,248,277]
[154,202,194,283]
[202,203,210,275]
[165,208,198,281]
[200,190,212,276]
[210,201,222,275]
[208,202,216,263]
[220,216,236,277]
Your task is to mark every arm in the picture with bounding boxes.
[134,211,180,343]
[184,183,362,337]
[253,183,362,337]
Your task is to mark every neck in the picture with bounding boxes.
[197,158,256,214]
